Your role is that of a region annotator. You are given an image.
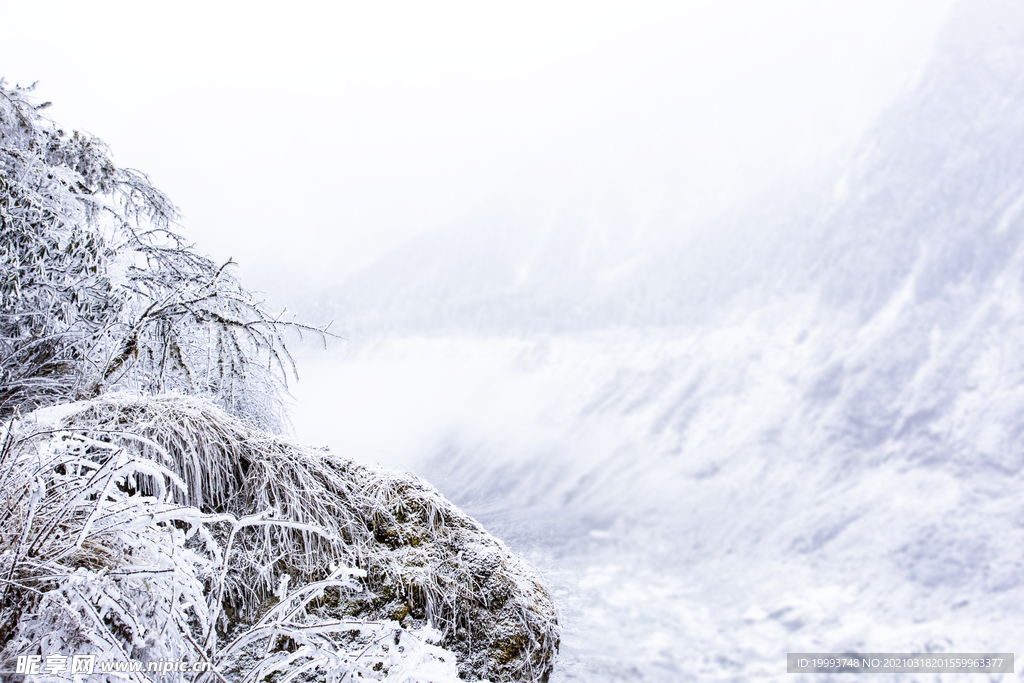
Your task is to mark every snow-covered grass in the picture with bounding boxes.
[0,394,559,682]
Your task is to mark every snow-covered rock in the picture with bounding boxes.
[0,394,559,682]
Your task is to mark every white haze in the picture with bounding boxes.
[2,1,952,295]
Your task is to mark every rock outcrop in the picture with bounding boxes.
[0,395,558,681]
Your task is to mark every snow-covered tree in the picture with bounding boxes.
[0,80,319,428]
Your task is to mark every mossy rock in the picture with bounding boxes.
[46,395,561,682]
[334,465,560,681]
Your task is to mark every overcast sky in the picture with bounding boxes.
[2,1,954,298]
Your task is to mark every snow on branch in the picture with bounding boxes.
[0,80,329,430]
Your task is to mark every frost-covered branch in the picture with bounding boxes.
[0,80,329,429]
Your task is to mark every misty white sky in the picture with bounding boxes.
[2,0,954,297]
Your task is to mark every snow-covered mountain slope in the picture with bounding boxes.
[293,0,1024,679]
[320,163,829,335]
[303,268,1024,678]
[314,105,834,336]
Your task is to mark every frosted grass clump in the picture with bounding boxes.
[0,394,558,681]
[0,399,465,682]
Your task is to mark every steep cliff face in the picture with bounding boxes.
[801,0,1024,314]
[0,395,559,682]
